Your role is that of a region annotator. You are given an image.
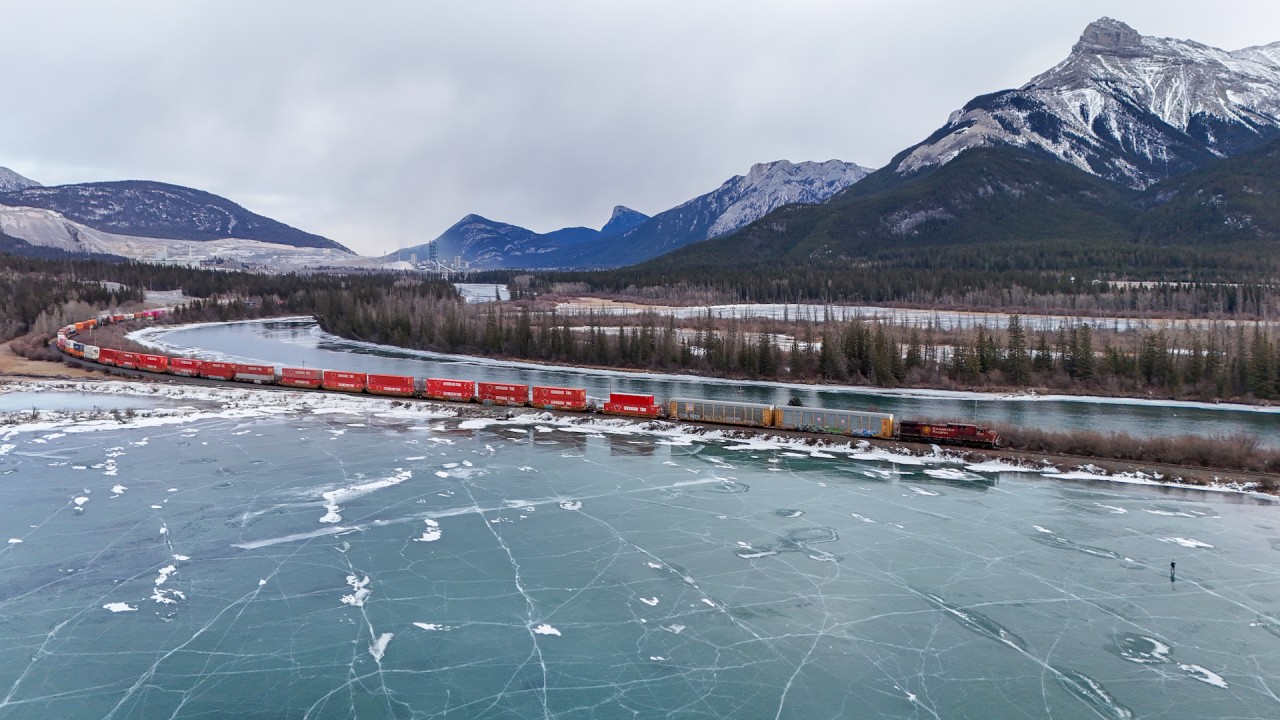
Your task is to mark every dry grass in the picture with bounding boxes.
[997,424,1280,475]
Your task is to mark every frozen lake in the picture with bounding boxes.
[0,382,1276,718]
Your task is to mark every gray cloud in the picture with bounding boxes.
[2,0,1277,255]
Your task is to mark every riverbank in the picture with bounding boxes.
[4,370,1275,499]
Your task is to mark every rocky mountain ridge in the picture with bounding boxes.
[893,18,1280,188]
[399,158,872,269]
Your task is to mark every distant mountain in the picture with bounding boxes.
[396,159,871,269]
[600,205,649,236]
[0,180,351,251]
[893,18,1280,189]
[0,167,40,193]
[387,205,651,268]
[557,159,871,268]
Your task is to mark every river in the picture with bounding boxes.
[130,317,1280,445]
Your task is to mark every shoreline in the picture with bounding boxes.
[4,372,1275,501]
[128,316,1280,415]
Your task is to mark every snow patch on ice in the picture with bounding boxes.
[103,602,136,613]
[320,469,412,524]
[532,623,561,636]
[1179,663,1229,688]
[1159,537,1214,549]
[368,632,393,661]
[341,574,372,607]
[413,518,442,542]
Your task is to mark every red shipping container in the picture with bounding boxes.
[117,351,140,369]
[97,347,120,366]
[138,354,169,373]
[477,382,529,406]
[609,392,655,406]
[169,358,203,376]
[367,374,416,397]
[424,378,475,402]
[322,370,367,392]
[200,361,236,380]
[279,367,322,388]
[531,385,588,411]
[603,401,662,418]
[233,363,276,384]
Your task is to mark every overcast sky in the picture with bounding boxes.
[2,1,1279,256]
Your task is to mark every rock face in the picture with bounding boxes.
[893,18,1280,188]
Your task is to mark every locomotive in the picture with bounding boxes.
[54,310,1000,449]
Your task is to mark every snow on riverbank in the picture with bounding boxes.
[2,377,1273,500]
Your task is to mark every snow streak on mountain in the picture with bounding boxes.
[895,18,1280,188]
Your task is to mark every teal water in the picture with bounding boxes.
[0,396,1276,718]
[137,318,1280,444]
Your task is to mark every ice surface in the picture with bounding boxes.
[0,381,1276,719]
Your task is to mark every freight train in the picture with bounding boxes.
[54,310,1000,448]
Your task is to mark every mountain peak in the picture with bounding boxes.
[1074,17,1143,56]
[0,166,41,193]
[894,19,1280,189]
[601,205,649,235]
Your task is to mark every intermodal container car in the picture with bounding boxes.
[668,398,773,428]
[531,386,588,411]
[279,367,322,388]
[117,352,140,369]
[200,361,237,380]
[477,382,528,406]
[424,378,476,402]
[233,363,276,384]
[82,344,99,361]
[98,347,120,366]
[138,353,169,373]
[603,392,662,418]
[322,370,367,392]
[367,374,416,397]
[169,358,203,376]
[775,407,894,438]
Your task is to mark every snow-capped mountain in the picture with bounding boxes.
[0,177,371,269]
[703,159,872,238]
[894,18,1280,188]
[558,159,872,268]
[0,167,40,193]
[399,159,871,270]
[0,180,351,251]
